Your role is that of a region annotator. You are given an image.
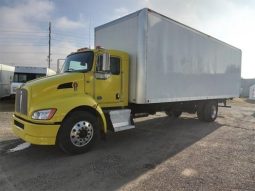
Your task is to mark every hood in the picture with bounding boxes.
[25,72,85,104]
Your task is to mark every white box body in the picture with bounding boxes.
[95,8,242,104]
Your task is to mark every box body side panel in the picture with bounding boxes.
[95,9,241,104]
[95,13,142,103]
[145,12,241,103]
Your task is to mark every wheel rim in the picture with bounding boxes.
[70,121,94,147]
[211,105,217,119]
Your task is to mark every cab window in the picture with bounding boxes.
[110,57,120,75]
[96,55,120,75]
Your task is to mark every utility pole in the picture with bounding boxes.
[48,21,51,68]
[89,18,91,48]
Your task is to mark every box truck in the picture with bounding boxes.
[0,64,15,98]
[12,8,241,154]
[11,66,56,95]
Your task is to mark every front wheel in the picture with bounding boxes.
[57,111,99,154]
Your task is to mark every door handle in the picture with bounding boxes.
[116,93,120,100]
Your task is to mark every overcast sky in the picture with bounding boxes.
[0,0,254,78]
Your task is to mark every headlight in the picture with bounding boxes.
[32,109,57,120]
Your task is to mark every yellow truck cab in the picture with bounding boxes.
[13,47,132,154]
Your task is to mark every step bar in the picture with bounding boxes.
[109,109,135,132]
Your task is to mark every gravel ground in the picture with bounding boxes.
[0,98,15,141]
[0,98,254,191]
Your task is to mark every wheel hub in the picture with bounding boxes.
[78,129,88,138]
[70,121,94,147]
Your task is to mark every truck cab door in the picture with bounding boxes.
[94,54,122,107]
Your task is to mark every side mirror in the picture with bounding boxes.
[102,53,110,71]
[95,53,111,80]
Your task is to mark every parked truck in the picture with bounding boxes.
[11,66,56,95]
[12,8,241,154]
[0,64,15,99]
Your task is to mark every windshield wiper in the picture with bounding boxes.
[65,69,75,72]
[65,69,88,73]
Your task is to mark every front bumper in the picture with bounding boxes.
[12,115,60,145]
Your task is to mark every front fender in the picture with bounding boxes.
[30,94,107,133]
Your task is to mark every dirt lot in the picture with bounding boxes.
[0,98,15,141]
[0,98,254,191]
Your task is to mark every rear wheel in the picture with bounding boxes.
[197,101,218,122]
[165,110,182,118]
[197,103,205,121]
[57,111,99,154]
[204,101,218,122]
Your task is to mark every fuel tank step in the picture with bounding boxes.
[109,109,135,132]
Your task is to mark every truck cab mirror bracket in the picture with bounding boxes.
[95,52,111,79]
[102,53,110,71]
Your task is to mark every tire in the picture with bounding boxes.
[165,110,182,118]
[197,101,218,122]
[197,103,205,121]
[57,111,99,154]
[204,101,218,122]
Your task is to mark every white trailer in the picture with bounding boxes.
[11,66,56,95]
[249,84,255,100]
[95,8,241,104]
[0,64,15,98]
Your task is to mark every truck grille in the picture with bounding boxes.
[15,89,28,115]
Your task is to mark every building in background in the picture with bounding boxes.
[11,66,56,95]
[0,64,15,98]
[249,84,255,100]
[240,78,255,97]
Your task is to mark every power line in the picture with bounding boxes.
[0,34,48,37]
[0,43,48,46]
[0,30,89,38]
[52,38,87,45]
[0,30,48,34]
[52,37,87,43]
[52,36,88,41]
[0,38,48,41]
[48,22,51,68]
[1,41,72,47]
[52,31,89,39]
[52,34,89,41]
[0,51,48,54]
[0,42,46,45]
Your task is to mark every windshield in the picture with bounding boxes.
[63,51,94,73]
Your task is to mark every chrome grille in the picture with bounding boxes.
[15,89,28,115]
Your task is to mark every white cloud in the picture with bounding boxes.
[0,0,83,70]
[50,41,80,71]
[0,0,53,28]
[113,7,130,18]
[0,0,254,78]
[0,0,53,67]
[55,17,86,30]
